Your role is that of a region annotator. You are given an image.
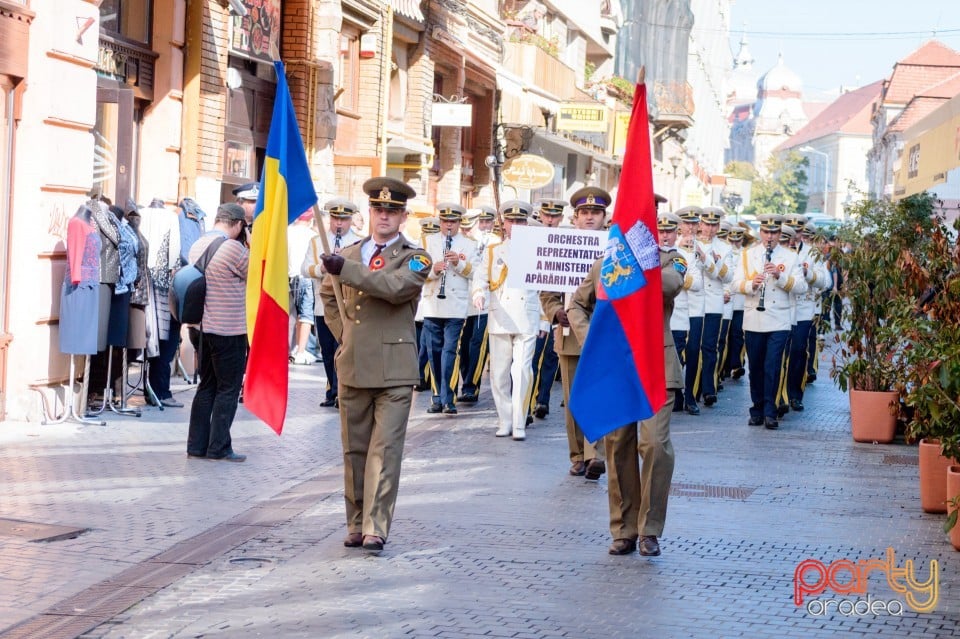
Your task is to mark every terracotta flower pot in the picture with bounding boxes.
[947,466,960,551]
[849,389,898,444]
[920,438,955,514]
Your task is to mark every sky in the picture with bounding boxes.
[728,0,960,102]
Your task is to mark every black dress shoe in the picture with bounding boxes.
[704,394,717,407]
[777,404,789,418]
[442,404,457,414]
[458,393,479,403]
[748,416,764,426]
[806,373,817,383]
[534,403,549,419]
[764,417,779,430]
[426,403,443,414]
[413,381,430,392]
[319,397,338,407]
[343,532,363,547]
[585,459,606,480]
[608,538,637,555]
[187,452,207,459]
[789,399,805,412]
[639,535,661,556]
[208,451,247,462]
[685,403,700,416]
[731,367,745,380]
[526,414,534,426]
[362,535,384,553]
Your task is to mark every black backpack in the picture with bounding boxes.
[169,237,227,325]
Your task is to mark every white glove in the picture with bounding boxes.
[473,292,486,311]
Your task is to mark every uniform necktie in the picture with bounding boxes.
[369,243,386,266]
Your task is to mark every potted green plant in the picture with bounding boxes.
[829,195,937,443]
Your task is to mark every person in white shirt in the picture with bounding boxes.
[664,211,702,412]
[302,198,361,407]
[696,206,734,409]
[472,200,541,441]
[288,212,319,365]
[731,214,808,430]
[421,203,478,414]
[458,207,497,403]
[675,206,705,415]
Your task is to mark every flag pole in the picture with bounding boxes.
[312,203,347,320]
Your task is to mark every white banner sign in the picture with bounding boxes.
[506,226,607,293]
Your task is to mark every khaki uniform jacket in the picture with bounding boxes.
[540,291,582,356]
[567,249,684,390]
[320,236,430,387]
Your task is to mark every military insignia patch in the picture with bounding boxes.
[409,254,431,273]
[370,255,386,271]
[671,255,688,275]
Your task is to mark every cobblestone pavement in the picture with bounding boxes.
[1,341,958,638]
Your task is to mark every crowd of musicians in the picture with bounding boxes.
[289,176,839,557]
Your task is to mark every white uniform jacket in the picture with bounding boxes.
[731,243,808,333]
[700,238,734,315]
[793,243,830,322]
[472,239,542,336]
[302,229,361,316]
[670,244,703,332]
[419,232,478,319]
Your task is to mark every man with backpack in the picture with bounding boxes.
[185,203,250,462]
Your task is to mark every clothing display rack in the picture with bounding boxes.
[42,355,106,426]
[86,347,141,417]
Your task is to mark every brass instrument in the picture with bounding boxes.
[757,242,774,312]
[437,230,453,299]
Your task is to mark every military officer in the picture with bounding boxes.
[414,217,440,392]
[697,206,734,408]
[723,225,748,380]
[662,212,701,411]
[472,200,542,441]
[676,206,705,414]
[302,198,362,408]
[540,188,609,478]
[731,214,808,430]
[567,231,684,557]
[420,203,477,414]
[458,206,497,403]
[530,199,565,421]
[232,182,259,226]
[784,214,829,412]
[319,177,431,553]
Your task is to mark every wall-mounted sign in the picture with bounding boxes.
[612,112,630,157]
[431,103,472,127]
[557,103,608,133]
[230,0,282,63]
[502,154,556,190]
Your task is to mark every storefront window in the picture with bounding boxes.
[93,102,120,203]
[99,0,152,45]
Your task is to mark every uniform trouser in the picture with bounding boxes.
[718,317,731,379]
[672,329,687,410]
[699,313,722,397]
[806,315,820,376]
[423,316,464,406]
[187,333,247,458]
[558,353,603,463]
[683,316,704,406]
[416,321,430,384]
[339,383,412,540]
[488,332,536,435]
[786,320,813,401]
[531,330,559,408]
[460,314,489,396]
[725,310,745,374]
[314,315,339,401]
[745,330,790,420]
[605,397,675,540]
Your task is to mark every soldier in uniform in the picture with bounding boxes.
[723,225,748,380]
[471,200,542,441]
[676,206,705,414]
[303,198,362,408]
[413,217,440,393]
[662,212,701,411]
[540,188,609,478]
[420,203,477,414]
[319,177,431,553]
[458,207,497,403]
[784,214,829,412]
[567,223,684,557]
[529,199,565,421]
[697,206,734,408]
[731,214,808,430]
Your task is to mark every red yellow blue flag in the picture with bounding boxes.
[244,61,318,434]
[568,81,665,441]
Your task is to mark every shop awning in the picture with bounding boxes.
[894,92,960,199]
[390,0,424,22]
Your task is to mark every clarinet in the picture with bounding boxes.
[334,228,342,251]
[757,243,774,312]
[437,230,452,299]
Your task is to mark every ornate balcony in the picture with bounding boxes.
[651,80,695,130]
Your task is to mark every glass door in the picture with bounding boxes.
[93,80,134,206]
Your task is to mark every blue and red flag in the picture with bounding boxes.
[244,61,318,435]
[568,81,665,441]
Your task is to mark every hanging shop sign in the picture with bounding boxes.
[502,154,556,190]
[557,103,608,133]
[230,0,282,64]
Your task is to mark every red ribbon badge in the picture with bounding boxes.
[370,255,386,271]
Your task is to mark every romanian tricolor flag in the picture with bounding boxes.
[244,61,318,434]
[568,80,665,441]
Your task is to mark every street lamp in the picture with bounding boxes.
[799,145,830,217]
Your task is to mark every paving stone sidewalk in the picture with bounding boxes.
[2,344,959,638]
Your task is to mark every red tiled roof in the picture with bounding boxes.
[887,96,950,133]
[884,41,960,104]
[919,72,960,98]
[802,102,828,121]
[777,81,884,151]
